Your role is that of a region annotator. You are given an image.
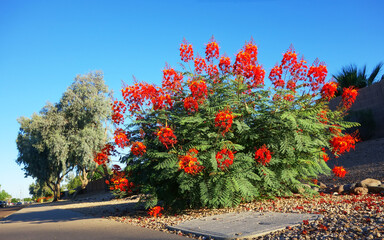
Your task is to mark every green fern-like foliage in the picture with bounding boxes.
[117,39,359,210]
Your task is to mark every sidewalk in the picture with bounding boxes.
[0,203,188,240]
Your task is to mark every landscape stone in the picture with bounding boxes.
[168,212,321,240]
[353,187,368,195]
[367,185,384,194]
[357,178,381,188]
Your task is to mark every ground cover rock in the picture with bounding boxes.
[357,178,381,188]
[353,187,368,195]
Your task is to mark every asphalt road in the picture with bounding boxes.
[0,203,188,240]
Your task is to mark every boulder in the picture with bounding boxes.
[353,187,368,195]
[357,178,381,188]
[367,185,384,194]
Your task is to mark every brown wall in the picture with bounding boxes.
[86,178,107,192]
[329,79,384,139]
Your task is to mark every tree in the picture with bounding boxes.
[17,104,72,201]
[59,71,111,190]
[333,62,383,95]
[17,71,112,201]
[0,185,12,201]
[29,181,53,201]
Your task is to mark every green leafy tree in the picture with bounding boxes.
[0,185,12,201]
[59,71,111,190]
[17,71,112,201]
[333,62,383,95]
[29,181,53,200]
[17,104,71,201]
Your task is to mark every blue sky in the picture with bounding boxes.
[1,0,383,199]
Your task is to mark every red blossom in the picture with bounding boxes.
[148,206,164,218]
[189,80,208,103]
[107,165,134,193]
[157,127,177,149]
[307,59,328,92]
[329,133,358,157]
[114,128,130,148]
[184,96,199,113]
[162,65,183,97]
[179,148,204,175]
[286,80,296,92]
[219,56,231,74]
[131,142,146,156]
[94,144,115,165]
[194,56,207,74]
[342,87,358,109]
[207,64,219,77]
[216,148,235,170]
[111,100,126,125]
[332,166,347,178]
[255,145,272,166]
[214,109,235,135]
[321,82,338,101]
[283,94,295,102]
[180,39,194,62]
[205,37,220,61]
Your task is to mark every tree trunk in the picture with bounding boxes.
[53,183,61,201]
[79,168,89,190]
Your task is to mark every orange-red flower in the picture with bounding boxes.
[179,148,204,175]
[107,165,135,193]
[283,94,295,102]
[94,144,115,165]
[184,96,199,113]
[111,100,126,125]
[342,87,358,109]
[162,65,183,97]
[286,80,296,92]
[216,148,234,170]
[189,80,208,103]
[207,64,219,77]
[307,60,328,92]
[219,56,231,74]
[148,206,164,218]
[114,128,130,148]
[255,145,272,166]
[180,39,194,62]
[131,142,146,156]
[332,166,347,178]
[214,109,235,135]
[321,82,338,101]
[194,56,207,74]
[157,127,177,149]
[329,133,358,157]
[205,37,219,61]
[269,65,284,88]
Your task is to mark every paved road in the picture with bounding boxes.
[0,204,188,240]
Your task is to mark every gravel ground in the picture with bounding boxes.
[58,137,384,240]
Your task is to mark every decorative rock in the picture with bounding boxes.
[367,185,384,194]
[357,178,381,188]
[319,182,327,189]
[353,187,368,195]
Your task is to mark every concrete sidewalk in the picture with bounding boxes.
[0,204,187,240]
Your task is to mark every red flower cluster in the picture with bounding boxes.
[281,47,308,82]
[255,145,272,166]
[286,80,296,92]
[131,142,146,156]
[233,41,265,88]
[216,148,234,170]
[219,56,231,74]
[184,96,199,113]
[321,82,338,101]
[180,39,194,62]
[342,87,358,109]
[194,56,207,74]
[106,165,134,192]
[321,148,329,162]
[205,38,219,61]
[207,64,219,77]
[111,100,126,125]
[178,148,204,175]
[122,82,173,115]
[269,65,284,88]
[189,80,208,103]
[332,166,347,178]
[157,127,177,149]
[162,65,183,97]
[214,109,235,135]
[329,134,358,157]
[307,60,328,92]
[317,110,328,124]
[283,94,295,102]
[114,128,129,148]
[148,206,164,218]
[94,144,115,165]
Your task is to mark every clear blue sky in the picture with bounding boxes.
[1,0,383,199]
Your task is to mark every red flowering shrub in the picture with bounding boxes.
[106,165,135,194]
[105,37,359,210]
[342,86,358,109]
[332,166,347,178]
